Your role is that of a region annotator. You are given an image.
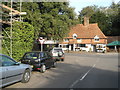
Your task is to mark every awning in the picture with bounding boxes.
[107,41,120,46]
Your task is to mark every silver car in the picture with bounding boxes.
[0,54,32,88]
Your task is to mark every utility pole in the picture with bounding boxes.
[10,0,13,57]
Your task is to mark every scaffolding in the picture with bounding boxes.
[1,1,26,57]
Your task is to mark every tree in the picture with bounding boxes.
[22,2,43,39]
[78,6,96,24]
[22,2,78,40]
[79,6,94,17]
[78,2,120,36]
[2,22,34,61]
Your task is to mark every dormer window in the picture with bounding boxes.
[94,35,99,42]
[73,33,77,39]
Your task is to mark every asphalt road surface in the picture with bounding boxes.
[5,52,118,88]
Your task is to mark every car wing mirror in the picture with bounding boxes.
[14,62,20,65]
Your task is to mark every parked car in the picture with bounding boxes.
[0,54,32,88]
[48,47,65,61]
[20,51,57,73]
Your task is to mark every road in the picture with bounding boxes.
[5,53,118,88]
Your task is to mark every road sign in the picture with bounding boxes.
[38,37,45,52]
[39,39,45,44]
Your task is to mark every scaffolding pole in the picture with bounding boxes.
[10,0,12,57]
[20,0,22,21]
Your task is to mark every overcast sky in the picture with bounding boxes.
[69,0,120,15]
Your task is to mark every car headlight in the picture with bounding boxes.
[35,59,39,62]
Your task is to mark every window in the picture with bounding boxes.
[94,38,99,42]
[94,35,99,42]
[40,53,45,58]
[63,45,68,48]
[1,55,16,66]
[78,44,86,47]
[24,52,39,59]
[73,33,77,39]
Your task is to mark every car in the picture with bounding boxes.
[20,51,57,73]
[0,54,32,88]
[48,47,65,61]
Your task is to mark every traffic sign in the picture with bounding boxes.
[39,39,45,44]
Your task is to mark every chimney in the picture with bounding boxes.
[84,17,89,26]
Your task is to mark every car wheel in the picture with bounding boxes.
[40,65,46,73]
[61,59,64,61]
[21,69,31,83]
[53,61,57,68]
[58,52,63,57]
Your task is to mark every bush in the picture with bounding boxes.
[2,22,34,61]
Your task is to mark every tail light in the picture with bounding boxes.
[36,68,41,70]
[52,57,56,59]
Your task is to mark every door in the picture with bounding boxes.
[0,65,6,87]
[93,45,97,52]
[40,52,47,67]
[0,55,7,87]
[1,55,23,85]
[44,52,52,68]
[46,52,53,67]
[71,44,73,51]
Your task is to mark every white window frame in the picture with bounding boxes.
[94,35,99,42]
[73,33,77,39]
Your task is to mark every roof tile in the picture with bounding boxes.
[68,24,107,39]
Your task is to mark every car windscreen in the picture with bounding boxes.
[53,49,63,53]
[23,52,39,59]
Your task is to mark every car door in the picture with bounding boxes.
[40,52,47,66]
[44,52,53,67]
[0,57,6,87]
[0,66,6,87]
[1,55,23,85]
[0,55,8,87]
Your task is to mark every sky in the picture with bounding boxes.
[69,0,120,15]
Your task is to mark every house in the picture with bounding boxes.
[59,17,107,52]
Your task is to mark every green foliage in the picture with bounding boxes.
[22,2,42,39]
[2,22,34,61]
[90,11,111,35]
[2,2,78,60]
[78,2,120,36]
[22,2,78,40]
[80,6,94,17]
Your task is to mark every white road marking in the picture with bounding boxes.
[70,59,100,88]
[80,64,96,81]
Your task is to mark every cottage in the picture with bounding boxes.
[59,17,107,52]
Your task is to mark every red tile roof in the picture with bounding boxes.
[67,23,107,39]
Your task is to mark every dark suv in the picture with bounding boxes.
[48,47,65,61]
[20,51,57,73]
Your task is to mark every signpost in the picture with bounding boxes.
[38,37,45,52]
